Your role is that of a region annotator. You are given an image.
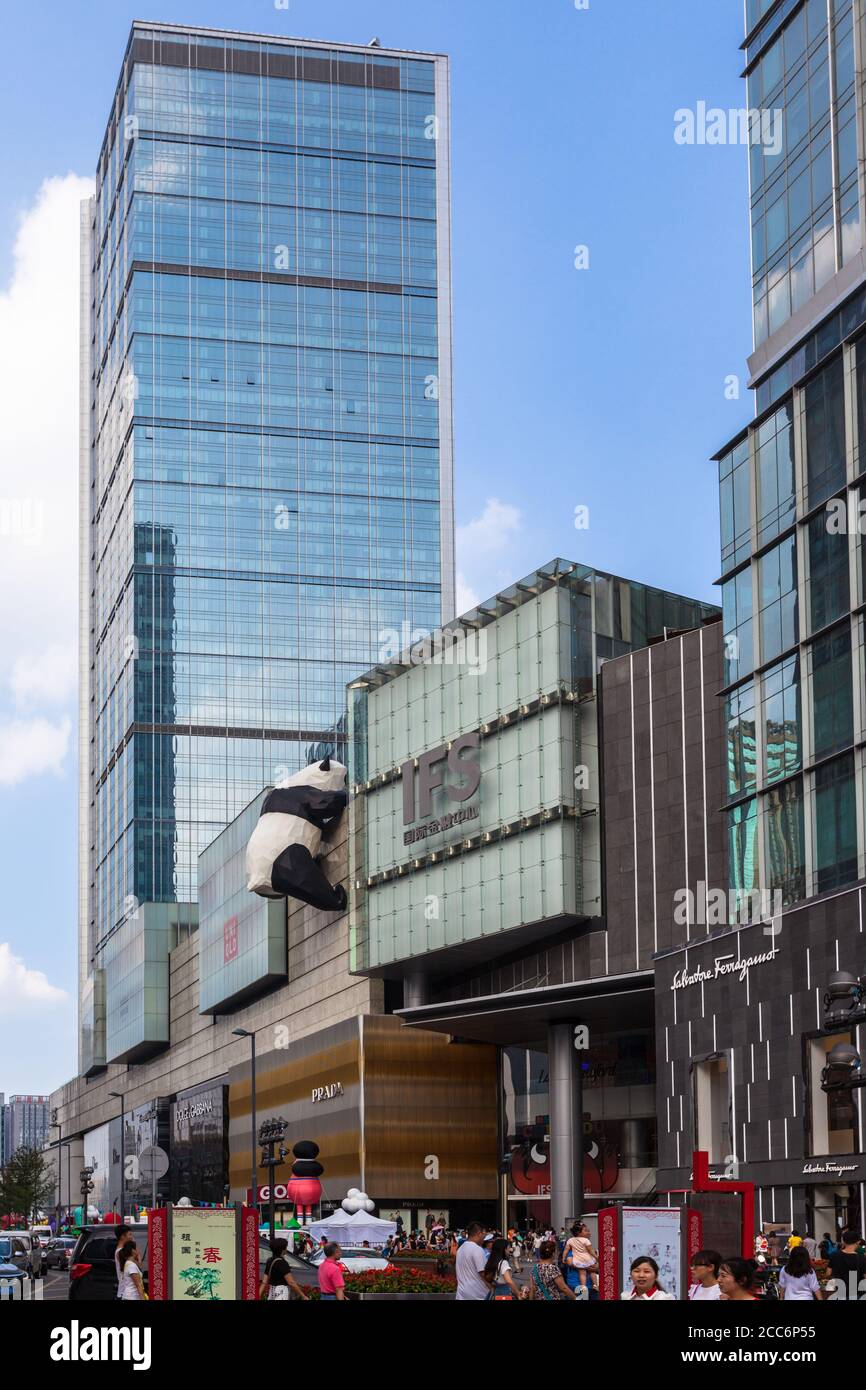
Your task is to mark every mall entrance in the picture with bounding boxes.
[808,1184,863,1242]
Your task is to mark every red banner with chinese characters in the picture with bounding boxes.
[148,1206,169,1300]
[597,1205,619,1301]
[241,1206,259,1300]
[686,1207,703,1270]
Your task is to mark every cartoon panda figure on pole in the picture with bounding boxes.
[245,757,348,912]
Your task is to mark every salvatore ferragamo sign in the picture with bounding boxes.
[670,945,779,993]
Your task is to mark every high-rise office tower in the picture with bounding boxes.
[0,1095,50,1160]
[78,23,453,1072]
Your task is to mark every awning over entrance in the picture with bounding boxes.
[396,971,654,1048]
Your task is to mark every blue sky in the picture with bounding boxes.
[0,0,751,1095]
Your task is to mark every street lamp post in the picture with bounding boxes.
[80,1167,94,1221]
[821,964,866,1235]
[233,1029,257,1215]
[258,1119,288,1245]
[108,1091,124,1222]
[50,1112,63,1231]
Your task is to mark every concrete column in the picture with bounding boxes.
[403,973,431,1009]
[548,1022,583,1234]
[620,1118,647,1169]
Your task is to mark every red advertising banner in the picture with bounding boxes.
[598,1205,619,1301]
[240,1206,259,1301]
[148,1206,169,1300]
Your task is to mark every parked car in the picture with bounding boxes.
[309,1244,390,1274]
[0,1231,42,1277]
[69,1223,148,1301]
[43,1236,78,1271]
[258,1242,318,1289]
[0,1253,26,1299]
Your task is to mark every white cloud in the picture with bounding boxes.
[455,498,523,615]
[0,716,71,786]
[457,498,522,559]
[0,941,68,1009]
[0,173,92,787]
[455,575,481,614]
[9,643,77,706]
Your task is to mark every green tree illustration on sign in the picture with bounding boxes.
[178,1265,223,1299]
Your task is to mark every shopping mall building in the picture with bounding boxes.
[345,558,719,1230]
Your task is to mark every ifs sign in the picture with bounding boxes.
[401,732,481,826]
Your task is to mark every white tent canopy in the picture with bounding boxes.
[308,1209,397,1245]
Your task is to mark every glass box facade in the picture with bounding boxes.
[348,559,717,975]
[79,24,453,1066]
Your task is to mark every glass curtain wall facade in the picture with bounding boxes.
[718,0,866,919]
[747,0,859,349]
[717,333,866,911]
[79,23,453,1068]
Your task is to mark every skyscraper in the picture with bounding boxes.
[0,1095,50,1161]
[78,23,453,1072]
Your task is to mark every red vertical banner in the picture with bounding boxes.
[686,1209,703,1274]
[240,1206,259,1300]
[148,1206,169,1300]
[597,1205,620,1301]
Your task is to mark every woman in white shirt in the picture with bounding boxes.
[482,1237,524,1299]
[688,1249,722,1300]
[621,1256,674,1300]
[117,1240,145,1300]
[779,1245,824,1301]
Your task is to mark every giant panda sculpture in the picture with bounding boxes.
[245,757,348,913]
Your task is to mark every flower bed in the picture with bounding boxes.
[307,1266,457,1298]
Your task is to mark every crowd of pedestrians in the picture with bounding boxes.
[110,1214,865,1301]
[452,1219,866,1301]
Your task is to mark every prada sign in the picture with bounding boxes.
[401,732,481,826]
[312,1082,345,1104]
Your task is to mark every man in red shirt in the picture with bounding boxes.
[318,1242,346,1301]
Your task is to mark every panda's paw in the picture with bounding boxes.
[333,884,347,912]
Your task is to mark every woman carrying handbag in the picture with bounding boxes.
[259,1237,310,1302]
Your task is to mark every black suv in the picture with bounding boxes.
[69,1224,148,1301]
